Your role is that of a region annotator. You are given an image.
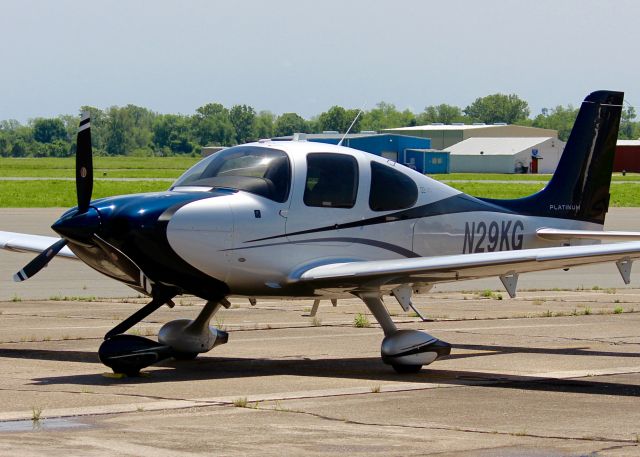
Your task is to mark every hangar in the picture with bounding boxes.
[446,137,564,174]
[274,133,450,174]
[382,124,558,150]
[613,140,640,172]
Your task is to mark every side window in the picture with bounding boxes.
[304,153,358,208]
[369,161,418,211]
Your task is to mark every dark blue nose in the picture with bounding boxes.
[51,207,101,243]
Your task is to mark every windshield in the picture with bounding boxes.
[171,146,291,202]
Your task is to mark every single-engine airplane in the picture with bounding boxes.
[1,90,639,376]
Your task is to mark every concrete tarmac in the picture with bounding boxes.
[1,208,640,455]
[0,293,638,455]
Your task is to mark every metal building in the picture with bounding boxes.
[446,137,564,174]
[382,124,558,150]
[614,140,640,172]
[273,133,450,174]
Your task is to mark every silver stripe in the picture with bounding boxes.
[78,122,91,132]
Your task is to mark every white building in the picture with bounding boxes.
[383,124,558,150]
[447,137,564,174]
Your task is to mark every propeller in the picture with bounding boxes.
[76,111,93,213]
[13,111,93,282]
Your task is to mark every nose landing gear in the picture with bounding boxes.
[98,291,230,376]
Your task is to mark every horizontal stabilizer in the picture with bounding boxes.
[537,228,640,242]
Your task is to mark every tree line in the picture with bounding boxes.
[0,93,637,157]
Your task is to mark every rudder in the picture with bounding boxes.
[483,90,623,225]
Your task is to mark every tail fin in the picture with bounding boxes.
[483,90,623,225]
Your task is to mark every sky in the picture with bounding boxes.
[1,0,639,122]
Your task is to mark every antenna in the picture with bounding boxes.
[337,108,364,146]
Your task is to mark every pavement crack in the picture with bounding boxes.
[0,386,204,404]
[449,329,640,347]
[595,443,640,454]
[256,403,638,445]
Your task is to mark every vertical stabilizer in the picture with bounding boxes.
[483,90,623,224]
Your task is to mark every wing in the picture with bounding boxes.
[537,228,640,242]
[294,241,640,293]
[0,231,76,259]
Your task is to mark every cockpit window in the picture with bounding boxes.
[304,153,358,208]
[369,161,418,211]
[171,146,291,202]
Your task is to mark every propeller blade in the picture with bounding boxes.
[13,238,68,282]
[76,111,93,213]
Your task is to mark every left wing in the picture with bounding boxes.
[0,231,76,259]
[294,241,640,291]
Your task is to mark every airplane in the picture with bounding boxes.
[1,90,639,377]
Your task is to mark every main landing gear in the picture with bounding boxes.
[98,289,229,376]
[357,292,451,374]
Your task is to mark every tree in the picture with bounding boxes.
[360,102,415,131]
[229,104,257,144]
[192,103,236,146]
[103,105,154,155]
[464,93,530,124]
[274,112,309,136]
[318,106,361,133]
[530,105,579,141]
[417,104,467,125]
[0,119,21,131]
[254,111,276,139]
[0,132,9,157]
[32,118,67,143]
[152,114,193,154]
[79,106,107,153]
[104,107,129,155]
[619,106,637,139]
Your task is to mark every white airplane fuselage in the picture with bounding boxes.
[165,140,599,298]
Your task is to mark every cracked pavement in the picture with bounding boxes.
[1,208,640,455]
[0,293,638,456]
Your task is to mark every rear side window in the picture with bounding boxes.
[369,162,418,211]
[304,153,358,208]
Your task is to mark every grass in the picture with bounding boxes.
[31,406,42,422]
[311,316,322,327]
[614,306,624,314]
[370,385,381,393]
[4,158,640,206]
[478,289,502,300]
[49,295,97,302]
[354,313,371,328]
[0,180,169,207]
[232,397,248,408]
[431,173,553,182]
[439,181,640,206]
[430,172,640,182]
[444,182,545,200]
[0,156,198,172]
[214,316,226,331]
